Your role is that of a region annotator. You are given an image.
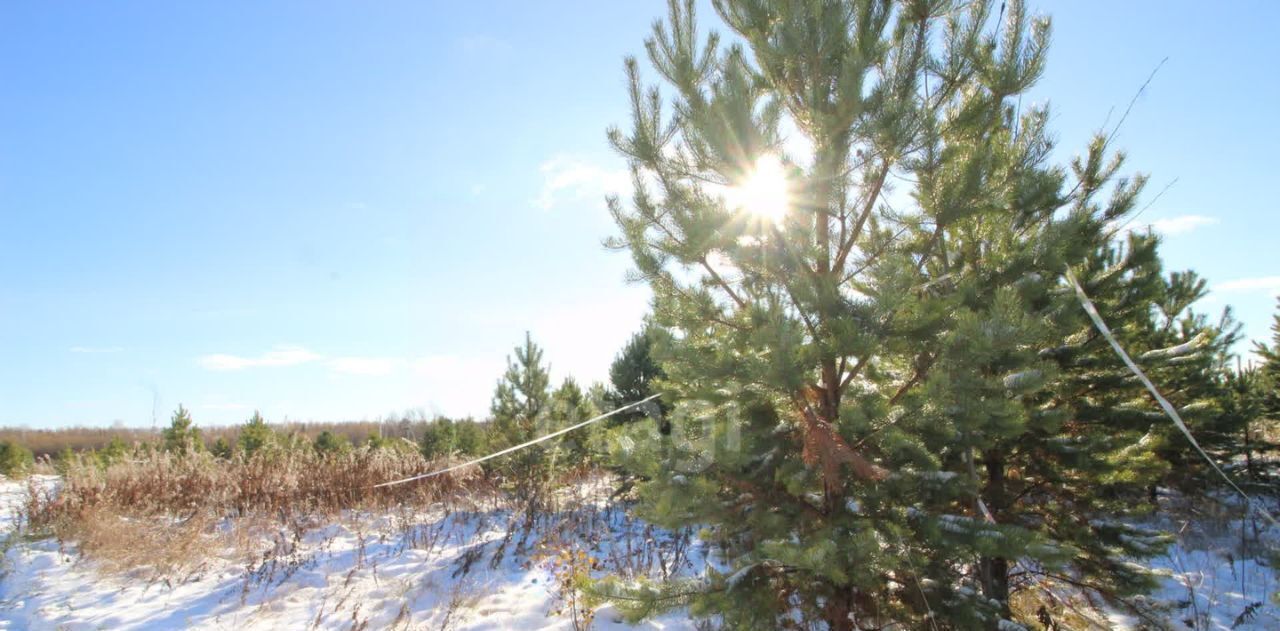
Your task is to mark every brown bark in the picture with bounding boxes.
[824,587,856,631]
[979,450,1013,625]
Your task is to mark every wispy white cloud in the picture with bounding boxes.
[535,155,630,210]
[191,326,653,418]
[1148,214,1218,236]
[70,346,123,354]
[1214,276,1280,295]
[1111,214,1219,237]
[197,346,323,371]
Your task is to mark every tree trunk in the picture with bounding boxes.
[978,556,1011,624]
[824,587,856,631]
[1245,425,1255,480]
[979,450,1013,625]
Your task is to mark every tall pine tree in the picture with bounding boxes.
[596,1,1228,627]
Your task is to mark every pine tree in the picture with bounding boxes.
[1244,298,1280,477]
[419,417,458,459]
[313,430,350,455]
[453,418,488,456]
[490,332,553,504]
[364,431,389,450]
[607,326,669,428]
[211,436,233,459]
[1254,298,1280,416]
[237,410,274,457]
[162,405,203,455]
[550,377,600,466]
[597,1,1217,627]
[587,382,611,412]
[54,447,77,476]
[1138,270,1241,482]
[1218,366,1268,480]
[95,436,131,467]
[0,440,34,478]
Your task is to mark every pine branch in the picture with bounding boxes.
[832,160,891,273]
[699,256,749,310]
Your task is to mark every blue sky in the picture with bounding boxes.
[2,1,1277,428]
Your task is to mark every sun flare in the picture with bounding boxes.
[727,154,791,224]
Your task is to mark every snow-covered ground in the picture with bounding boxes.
[0,475,704,630]
[1,474,1276,630]
[1104,492,1280,631]
[0,475,56,532]
[0,515,695,630]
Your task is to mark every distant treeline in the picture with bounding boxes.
[0,325,662,468]
[0,418,438,461]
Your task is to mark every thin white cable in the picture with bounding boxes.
[1066,269,1279,528]
[890,528,940,631]
[373,393,662,488]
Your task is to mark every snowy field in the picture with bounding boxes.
[0,475,704,630]
[0,474,1276,630]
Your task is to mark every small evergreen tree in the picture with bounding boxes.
[162,405,203,455]
[313,430,349,455]
[587,382,611,411]
[1245,298,1280,476]
[550,377,600,466]
[1139,270,1242,483]
[210,436,233,460]
[452,418,487,456]
[0,440,34,478]
[419,417,458,459]
[95,437,131,468]
[1254,297,1280,416]
[277,430,308,452]
[490,332,553,504]
[54,446,80,476]
[1218,366,1268,480]
[607,326,669,428]
[360,431,413,453]
[237,410,274,457]
[364,431,388,450]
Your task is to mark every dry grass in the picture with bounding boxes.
[23,446,490,575]
[7,452,706,631]
[65,507,216,576]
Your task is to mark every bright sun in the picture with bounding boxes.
[727,154,791,224]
